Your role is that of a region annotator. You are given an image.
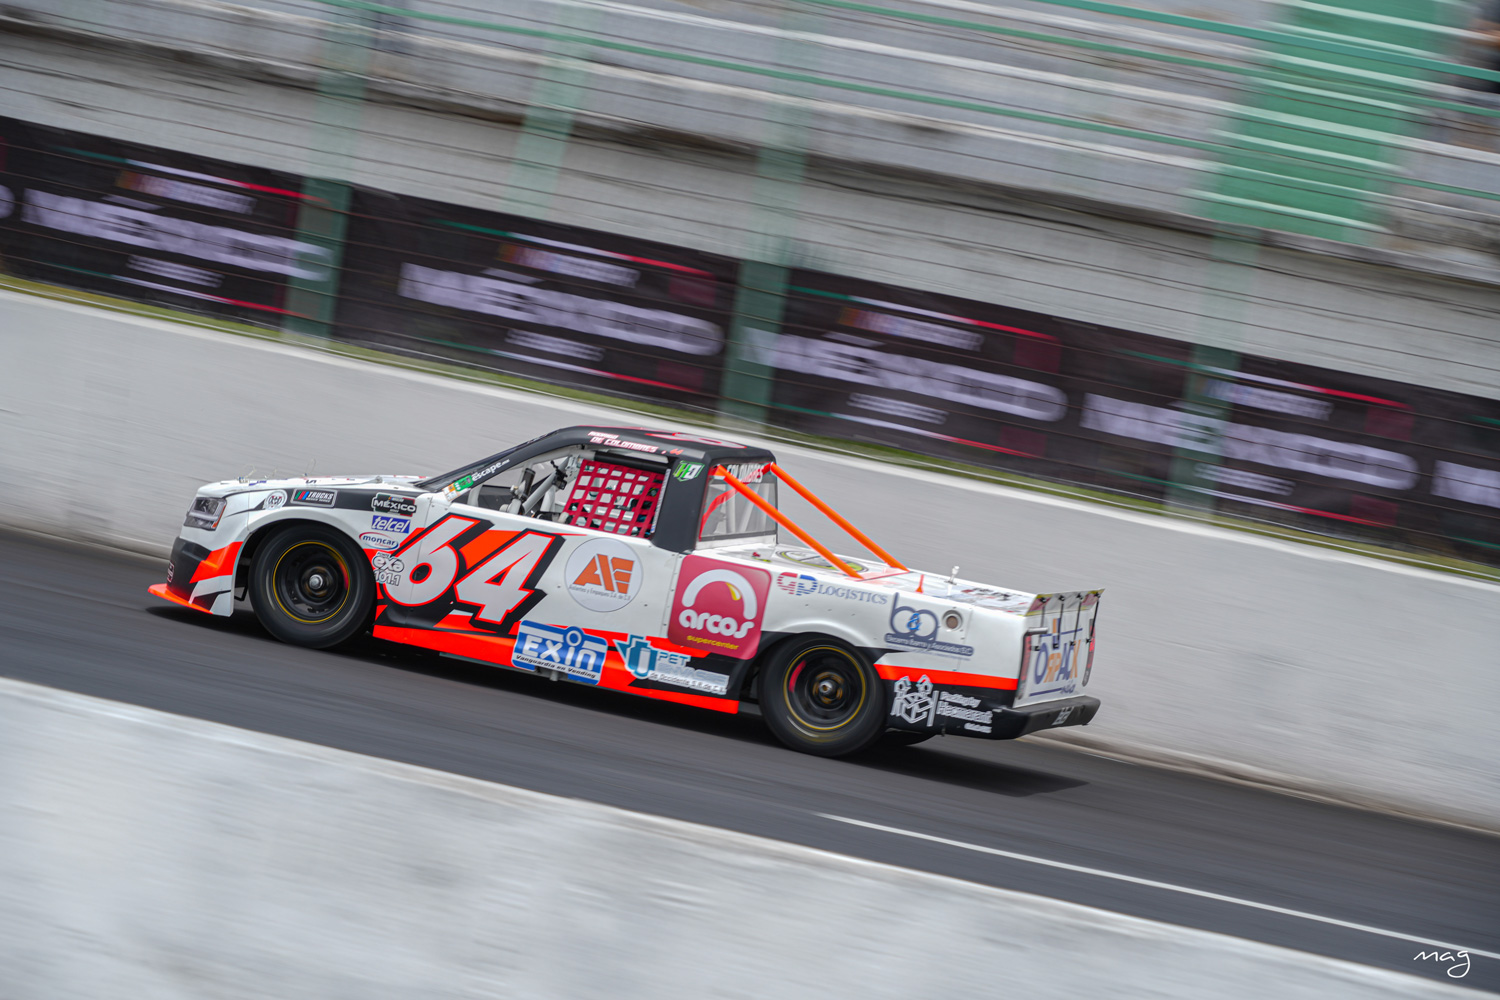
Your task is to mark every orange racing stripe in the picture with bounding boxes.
[876,663,1018,690]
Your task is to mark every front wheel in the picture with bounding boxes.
[761,637,886,757]
[251,525,372,648]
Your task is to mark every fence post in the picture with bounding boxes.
[718,1,821,426]
[282,6,373,338]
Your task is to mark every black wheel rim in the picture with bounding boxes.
[272,541,351,624]
[785,647,867,732]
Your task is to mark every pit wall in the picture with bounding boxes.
[2,290,1496,831]
[0,677,1474,1000]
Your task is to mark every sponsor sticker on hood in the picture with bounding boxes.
[290,488,336,507]
[371,492,418,516]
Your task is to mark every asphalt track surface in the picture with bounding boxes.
[4,530,1497,992]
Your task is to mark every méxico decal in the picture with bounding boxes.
[668,556,771,660]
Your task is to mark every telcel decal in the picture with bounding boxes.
[614,636,729,695]
[290,488,336,507]
[668,556,771,660]
[371,492,418,516]
[359,532,402,551]
[371,515,411,534]
[511,621,608,683]
[885,599,974,657]
[776,572,889,604]
[565,537,641,612]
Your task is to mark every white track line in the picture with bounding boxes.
[821,814,1500,961]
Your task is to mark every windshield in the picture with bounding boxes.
[699,463,778,543]
[414,437,540,492]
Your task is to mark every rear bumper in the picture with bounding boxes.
[986,695,1101,739]
[882,670,1100,740]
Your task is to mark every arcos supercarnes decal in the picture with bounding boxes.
[668,555,771,659]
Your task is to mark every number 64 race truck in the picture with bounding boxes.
[151,425,1103,756]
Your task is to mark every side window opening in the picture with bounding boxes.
[559,458,664,536]
[698,463,778,545]
[462,447,666,535]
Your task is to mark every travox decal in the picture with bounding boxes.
[668,556,771,660]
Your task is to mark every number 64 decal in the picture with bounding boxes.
[383,515,562,633]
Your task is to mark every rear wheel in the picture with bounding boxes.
[251,525,372,648]
[761,637,886,757]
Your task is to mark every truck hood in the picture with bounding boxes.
[196,474,425,499]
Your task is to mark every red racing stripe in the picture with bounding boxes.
[876,663,1019,690]
[373,621,741,712]
[188,541,243,584]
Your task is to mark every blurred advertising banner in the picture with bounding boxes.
[0,113,1495,563]
[761,272,1500,562]
[333,188,737,410]
[0,115,316,324]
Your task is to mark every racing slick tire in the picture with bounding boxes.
[250,524,373,649]
[878,730,935,748]
[761,636,887,757]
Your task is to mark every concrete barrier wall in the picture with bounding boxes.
[0,676,1473,1000]
[3,290,1498,830]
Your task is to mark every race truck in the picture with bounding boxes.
[151,425,1103,756]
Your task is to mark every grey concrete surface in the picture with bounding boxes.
[2,290,1498,834]
[4,30,1499,399]
[0,674,1488,998]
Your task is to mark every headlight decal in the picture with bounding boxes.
[184,496,227,530]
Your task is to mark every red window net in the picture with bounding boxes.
[562,460,664,536]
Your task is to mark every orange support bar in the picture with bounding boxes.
[714,466,863,580]
[768,463,907,571]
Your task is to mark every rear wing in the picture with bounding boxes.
[1014,591,1102,708]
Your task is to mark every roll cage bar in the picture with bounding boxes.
[713,463,907,581]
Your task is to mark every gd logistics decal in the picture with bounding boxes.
[668,555,771,660]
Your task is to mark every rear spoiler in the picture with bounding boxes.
[1015,591,1103,708]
